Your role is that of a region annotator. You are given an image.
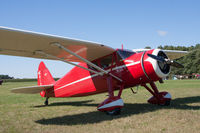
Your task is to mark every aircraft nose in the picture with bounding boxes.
[145,49,170,79]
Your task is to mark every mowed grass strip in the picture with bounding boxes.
[0,80,200,133]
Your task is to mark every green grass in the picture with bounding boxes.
[0,80,200,133]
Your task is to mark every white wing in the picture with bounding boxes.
[0,27,115,62]
[132,48,188,59]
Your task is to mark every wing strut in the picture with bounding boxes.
[52,43,109,74]
[35,51,101,75]
[51,43,122,82]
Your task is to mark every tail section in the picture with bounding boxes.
[37,61,55,86]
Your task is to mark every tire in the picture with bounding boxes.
[164,100,171,106]
[106,108,121,116]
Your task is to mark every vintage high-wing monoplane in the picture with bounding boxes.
[0,27,188,115]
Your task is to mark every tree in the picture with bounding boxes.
[145,46,151,49]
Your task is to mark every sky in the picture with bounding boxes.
[0,0,200,78]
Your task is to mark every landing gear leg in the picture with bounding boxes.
[142,82,171,106]
[44,97,49,106]
[97,76,124,115]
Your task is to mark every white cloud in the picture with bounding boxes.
[157,30,168,36]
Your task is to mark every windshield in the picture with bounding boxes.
[117,49,136,60]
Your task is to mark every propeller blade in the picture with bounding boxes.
[147,53,184,68]
[147,54,165,62]
[170,60,184,68]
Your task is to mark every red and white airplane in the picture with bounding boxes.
[0,27,188,115]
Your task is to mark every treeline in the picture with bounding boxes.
[1,78,60,82]
[0,75,14,79]
[2,78,37,82]
[158,44,200,51]
[157,44,200,75]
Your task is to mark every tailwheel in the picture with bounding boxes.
[105,108,121,116]
[44,97,49,106]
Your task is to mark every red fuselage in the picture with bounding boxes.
[40,49,170,98]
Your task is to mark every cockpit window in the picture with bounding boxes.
[100,54,115,69]
[117,49,136,60]
[89,50,135,70]
[89,61,99,71]
[90,54,115,70]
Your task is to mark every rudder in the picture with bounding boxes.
[37,61,55,86]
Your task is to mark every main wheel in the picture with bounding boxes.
[163,100,171,106]
[148,92,171,106]
[106,108,121,116]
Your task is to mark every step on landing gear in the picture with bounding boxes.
[97,76,124,115]
[142,82,171,106]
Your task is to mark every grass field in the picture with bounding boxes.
[0,80,200,133]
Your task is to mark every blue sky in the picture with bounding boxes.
[0,0,200,78]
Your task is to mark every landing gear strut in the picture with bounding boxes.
[142,82,171,106]
[97,76,124,115]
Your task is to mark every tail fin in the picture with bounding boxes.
[37,61,55,86]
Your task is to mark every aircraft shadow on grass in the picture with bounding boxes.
[35,96,200,125]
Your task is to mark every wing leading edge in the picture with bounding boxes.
[132,48,188,59]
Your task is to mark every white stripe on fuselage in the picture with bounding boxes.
[54,60,141,91]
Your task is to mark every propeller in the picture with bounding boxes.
[147,53,184,68]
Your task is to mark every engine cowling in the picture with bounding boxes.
[144,49,171,80]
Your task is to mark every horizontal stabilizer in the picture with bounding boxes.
[11,84,54,94]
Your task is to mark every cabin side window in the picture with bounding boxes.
[88,50,135,71]
[88,61,99,71]
[88,55,114,70]
[100,54,114,69]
